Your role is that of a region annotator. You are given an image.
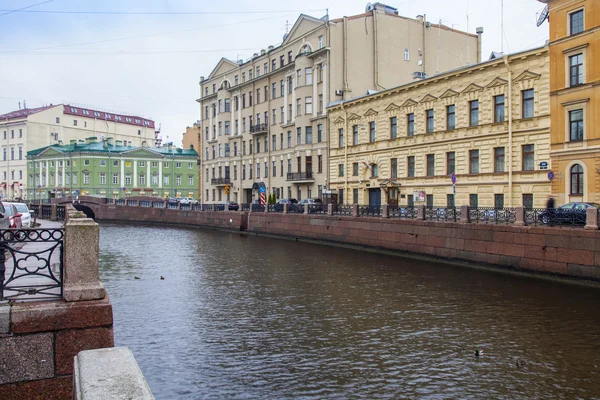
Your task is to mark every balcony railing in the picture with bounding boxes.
[286,172,314,181]
[211,177,231,185]
[249,123,268,134]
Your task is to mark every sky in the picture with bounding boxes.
[0,0,549,146]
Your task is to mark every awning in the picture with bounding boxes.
[251,182,266,191]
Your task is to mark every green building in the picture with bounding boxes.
[26,137,199,200]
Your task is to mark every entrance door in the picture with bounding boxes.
[387,187,399,206]
[368,188,381,206]
[245,189,252,204]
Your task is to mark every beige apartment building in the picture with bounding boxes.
[328,45,551,208]
[198,3,480,204]
[0,104,157,199]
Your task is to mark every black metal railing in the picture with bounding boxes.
[56,206,66,221]
[251,204,265,212]
[201,204,214,211]
[525,208,586,226]
[286,172,314,181]
[469,208,516,224]
[425,207,461,222]
[191,203,202,211]
[0,228,64,301]
[115,199,125,205]
[388,206,418,219]
[268,204,284,213]
[167,203,179,209]
[307,204,326,214]
[358,205,382,217]
[211,177,231,185]
[139,200,151,207]
[152,201,165,208]
[214,204,226,211]
[241,203,250,211]
[180,203,191,210]
[287,204,304,214]
[249,123,268,134]
[332,204,353,216]
[41,205,52,220]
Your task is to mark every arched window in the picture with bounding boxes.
[570,164,583,195]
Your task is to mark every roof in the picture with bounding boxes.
[63,105,155,129]
[0,105,58,121]
[27,141,198,158]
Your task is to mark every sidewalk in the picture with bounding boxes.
[1,219,64,302]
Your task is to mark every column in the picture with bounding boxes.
[146,160,151,188]
[283,80,288,123]
[322,63,327,115]
[292,77,296,121]
[312,67,318,118]
[45,161,49,187]
[237,100,242,135]
[55,159,59,189]
[159,160,163,189]
[120,159,125,187]
[62,160,66,191]
[133,160,137,188]
[39,162,42,189]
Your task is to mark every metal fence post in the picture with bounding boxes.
[0,240,5,299]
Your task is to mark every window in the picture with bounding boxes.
[84,173,90,185]
[407,156,415,177]
[176,175,182,186]
[225,98,231,112]
[352,162,359,176]
[523,194,533,209]
[469,100,479,126]
[296,98,302,116]
[338,128,344,148]
[371,164,378,178]
[426,109,434,133]
[296,69,302,86]
[494,147,505,173]
[495,194,504,209]
[296,127,301,145]
[139,174,145,186]
[188,176,194,186]
[446,105,455,130]
[522,89,534,118]
[225,121,231,135]
[305,126,312,144]
[272,135,277,151]
[447,194,455,208]
[446,152,455,175]
[56,117,60,123]
[390,117,398,139]
[469,194,478,208]
[10,147,13,160]
[84,159,90,166]
[522,144,534,171]
[317,124,322,143]
[352,125,359,145]
[570,54,583,86]
[469,150,479,174]
[426,154,435,176]
[570,9,584,35]
[318,35,323,49]
[288,51,292,63]
[99,173,106,185]
[287,131,292,148]
[306,67,312,85]
[369,121,376,142]
[113,173,119,185]
[426,195,434,208]
[305,97,312,114]
[338,164,344,177]
[176,162,181,168]
[494,95,505,123]
[569,109,584,141]
[163,175,169,185]
[391,158,397,178]
[256,88,261,104]
[18,129,22,138]
[353,189,359,204]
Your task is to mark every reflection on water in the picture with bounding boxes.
[99,223,600,399]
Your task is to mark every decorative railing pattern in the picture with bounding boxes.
[389,206,418,219]
[56,205,66,221]
[307,204,326,215]
[152,201,165,208]
[358,205,382,217]
[115,199,125,205]
[0,228,64,301]
[41,205,52,220]
[332,204,353,216]
[469,208,516,224]
[425,207,461,222]
[251,204,265,212]
[268,204,284,213]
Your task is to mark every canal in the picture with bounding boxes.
[98,223,600,399]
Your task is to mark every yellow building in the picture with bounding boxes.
[539,0,600,204]
[328,46,551,208]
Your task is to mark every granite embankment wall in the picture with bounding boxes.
[82,201,600,282]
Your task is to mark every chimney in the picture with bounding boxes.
[476,27,484,63]
[107,137,113,146]
[416,15,423,22]
[260,49,266,56]
[58,140,63,146]
[70,139,76,145]
[103,139,108,148]
[189,144,194,150]
[268,45,274,52]
[85,136,97,144]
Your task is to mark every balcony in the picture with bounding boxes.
[249,123,268,135]
[286,172,314,182]
[211,177,231,186]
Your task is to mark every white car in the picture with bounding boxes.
[8,202,32,228]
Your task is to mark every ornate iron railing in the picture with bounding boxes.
[201,204,214,211]
[214,204,225,211]
[526,208,586,226]
[56,206,66,221]
[286,172,314,181]
[332,204,353,216]
[358,205,381,217]
[167,203,179,209]
[425,207,461,222]
[251,204,265,212]
[115,199,125,205]
[152,201,165,208]
[191,203,202,211]
[180,203,191,210]
[41,205,52,220]
[241,203,250,211]
[128,200,139,207]
[268,204,284,213]
[287,204,304,214]
[307,204,326,214]
[0,228,64,301]
[469,208,516,224]
[139,200,151,207]
[388,206,417,219]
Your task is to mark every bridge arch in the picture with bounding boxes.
[73,204,96,220]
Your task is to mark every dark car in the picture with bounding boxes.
[538,202,600,225]
[0,202,9,229]
[226,201,239,211]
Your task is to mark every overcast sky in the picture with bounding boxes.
[0,0,549,146]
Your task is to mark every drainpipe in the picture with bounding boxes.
[422,14,427,75]
[503,55,513,207]
[373,9,381,90]
[343,17,349,93]
[341,102,348,204]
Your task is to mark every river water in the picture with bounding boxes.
[98,223,600,399]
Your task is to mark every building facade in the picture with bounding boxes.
[0,104,158,199]
[26,138,198,200]
[540,0,600,204]
[182,122,202,199]
[328,45,551,208]
[198,4,479,204]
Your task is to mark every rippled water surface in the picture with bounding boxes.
[98,223,600,399]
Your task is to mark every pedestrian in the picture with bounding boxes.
[546,195,555,225]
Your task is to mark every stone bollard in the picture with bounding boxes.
[63,206,106,302]
[514,206,525,227]
[417,205,426,220]
[585,207,599,230]
[352,204,359,217]
[283,203,288,214]
[460,205,470,224]
[381,204,389,218]
[51,204,57,221]
[327,203,333,216]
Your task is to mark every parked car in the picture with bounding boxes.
[278,198,300,212]
[2,202,22,229]
[0,202,9,229]
[10,203,32,228]
[299,198,324,211]
[538,202,600,225]
[226,201,239,211]
[277,198,298,206]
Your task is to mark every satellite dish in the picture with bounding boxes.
[365,2,372,12]
[537,5,549,27]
